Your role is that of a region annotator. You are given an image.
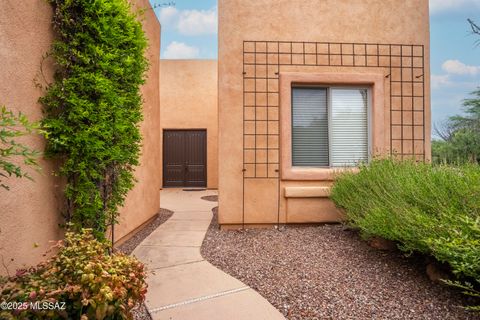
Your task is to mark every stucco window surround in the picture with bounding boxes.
[280,72,386,181]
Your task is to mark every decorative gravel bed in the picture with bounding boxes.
[201,195,218,202]
[201,208,479,320]
[117,208,174,255]
[117,208,174,320]
[131,303,151,320]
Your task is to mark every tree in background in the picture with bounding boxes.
[432,19,480,164]
[433,89,480,164]
[468,19,480,44]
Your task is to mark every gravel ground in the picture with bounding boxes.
[201,195,218,202]
[201,208,479,320]
[117,208,174,255]
[117,208,174,320]
[130,303,151,320]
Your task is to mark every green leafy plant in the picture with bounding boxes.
[0,229,147,319]
[331,159,480,309]
[444,280,480,311]
[0,105,40,190]
[40,0,149,238]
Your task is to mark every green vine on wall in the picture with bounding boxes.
[41,0,149,239]
[0,106,40,191]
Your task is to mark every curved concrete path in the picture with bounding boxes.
[133,189,285,320]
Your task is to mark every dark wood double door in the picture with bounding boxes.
[163,130,207,188]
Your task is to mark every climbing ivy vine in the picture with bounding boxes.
[41,0,149,239]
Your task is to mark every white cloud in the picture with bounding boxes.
[431,74,452,88]
[430,0,480,14]
[163,41,200,59]
[157,6,217,36]
[159,6,178,26]
[177,7,217,35]
[442,59,480,76]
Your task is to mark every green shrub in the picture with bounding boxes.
[0,105,40,190]
[40,0,149,239]
[0,229,147,319]
[331,159,480,307]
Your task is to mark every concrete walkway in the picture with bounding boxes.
[133,189,285,320]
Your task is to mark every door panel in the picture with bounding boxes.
[163,130,206,187]
[185,131,207,187]
[163,131,186,187]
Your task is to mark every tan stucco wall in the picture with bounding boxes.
[115,0,161,242]
[160,60,218,189]
[0,0,62,276]
[218,0,431,226]
[0,0,160,275]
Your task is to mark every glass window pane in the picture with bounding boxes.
[330,88,368,167]
[292,88,329,166]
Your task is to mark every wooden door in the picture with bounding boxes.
[163,130,206,187]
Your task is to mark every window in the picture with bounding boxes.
[292,87,369,167]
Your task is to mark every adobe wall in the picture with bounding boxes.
[159,60,218,189]
[115,0,161,242]
[0,0,160,274]
[218,0,431,226]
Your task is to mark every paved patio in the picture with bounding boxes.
[133,189,285,320]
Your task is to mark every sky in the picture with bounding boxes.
[149,0,480,137]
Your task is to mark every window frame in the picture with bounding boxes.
[280,72,386,181]
[291,85,372,168]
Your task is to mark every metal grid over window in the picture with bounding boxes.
[242,40,426,180]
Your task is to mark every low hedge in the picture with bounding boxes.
[0,229,147,319]
[331,159,480,308]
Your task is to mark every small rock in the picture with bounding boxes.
[426,262,450,283]
[367,237,397,251]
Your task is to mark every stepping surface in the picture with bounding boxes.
[132,189,285,320]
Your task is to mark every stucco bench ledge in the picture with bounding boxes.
[284,186,331,198]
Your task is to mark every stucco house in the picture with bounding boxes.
[1,0,431,274]
[217,0,431,228]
